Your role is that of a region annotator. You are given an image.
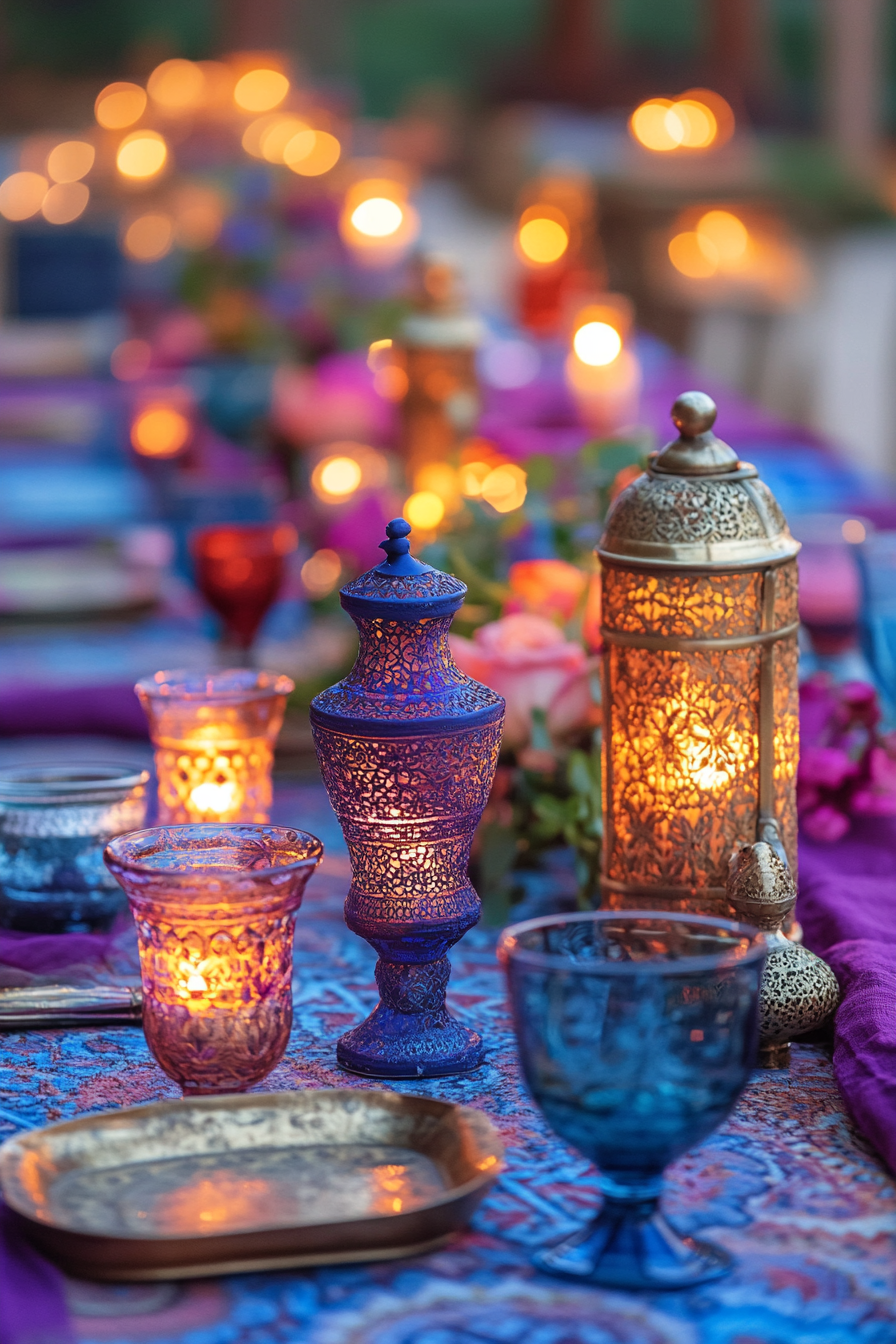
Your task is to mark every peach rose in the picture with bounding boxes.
[505,559,587,624]
[450,612,590,749]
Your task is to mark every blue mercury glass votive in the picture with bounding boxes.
[499,911,766,1289]
[0,764,149,932]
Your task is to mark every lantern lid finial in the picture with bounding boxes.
[654,391,739,477]
[376,517,431,576]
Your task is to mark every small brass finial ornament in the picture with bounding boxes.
[726,841,840,1068]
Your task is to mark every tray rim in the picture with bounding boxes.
[0,1087,503,1276]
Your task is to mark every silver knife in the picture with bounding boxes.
[0,985,143,1030]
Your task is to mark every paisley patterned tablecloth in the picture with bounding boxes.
[1,784,895,1344]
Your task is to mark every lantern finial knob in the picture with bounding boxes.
[671,391,717,438]
[375,517,431,576]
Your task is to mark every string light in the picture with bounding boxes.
[630,91,733,153]
[351,198,403,238]
[481,464,527,513]
[259,117,310,163]
[131,405,191,458]
[116,131,168,180]
[41,182,89,224]
[46,141,95,184]
[696,210,748,264]
[311,455,363,501]
[233,69,289,113]
[0,172,48,221]
[404,490,445,530]
[301,549,342,597]
[123,214,174,262]
[95,82,146,130]
[516,206,569,266]
[147,59,206,113]
[284,129,341,176]
[573,321,622,367]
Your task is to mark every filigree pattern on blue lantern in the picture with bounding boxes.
[311,518,504,1079]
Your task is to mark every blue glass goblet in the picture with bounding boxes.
[499,911,766,1290]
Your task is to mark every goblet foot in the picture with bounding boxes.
[337,1005,484,1078]
[534,1197,732,1290]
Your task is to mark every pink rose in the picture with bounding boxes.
[852,745,896,816]
[801,804,851,844]
[798,746,857,790]
[450,613,588,749]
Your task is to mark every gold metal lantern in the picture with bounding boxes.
[598,391,800,915]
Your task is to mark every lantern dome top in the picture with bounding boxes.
[598,393,800,569]
[339,518,467,619]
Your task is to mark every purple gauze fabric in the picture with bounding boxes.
[0,1202,74,1344]
[799,815,896,1175]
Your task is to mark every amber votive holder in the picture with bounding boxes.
[136,669,294,824]
[104,824,322,1095]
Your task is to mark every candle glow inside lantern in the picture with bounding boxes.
[598,392,800,914]
[136,670,294,824]
[310,518,504,1078]
[104,823,322,1094]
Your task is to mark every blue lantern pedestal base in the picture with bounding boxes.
[336,954,485,1079]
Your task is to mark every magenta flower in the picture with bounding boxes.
[798,746,857,790]
[801,804,852,843]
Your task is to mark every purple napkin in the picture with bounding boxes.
[799,816,896,1174]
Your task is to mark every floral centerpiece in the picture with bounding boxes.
[798,676,896,842]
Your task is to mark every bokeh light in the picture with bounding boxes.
[630,92,730,153]
[480,339,540,389]
[0,172,48,221]
[629,99,680,152]
[373,365,409,400]
[116,131,168,179]
[668,232,718,278]
[674,100,717,149]
[41,182,89,225]
[481,464,527,513]
[233,69,289,113]
[517,209,569,265]
[285,129,341,176]
[696,210,748,264]
[131,405,191,458]
[414,463,460,512]
[111,339,152,381]
[260,116,310,163]
[459,460,492,498]
[351,198,403,238]
[311,455,363,501]
[842,519,867,544]
[301,548,342,598]
[95,82,147,130]
[573,321,622,367]
[47,141,95,184]
[147,59,206,113]
[367,338,393,369]
[241,115,284,158]
[404,490,445,530]
[123,213,174,262]
[172,184,225,250]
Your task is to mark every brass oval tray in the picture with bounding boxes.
[0,1089,503,1281]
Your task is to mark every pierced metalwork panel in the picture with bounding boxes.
[773,560,800,629]
[342,567,466,603]
[312,722,502,822]
[602,567,762,640]
[312,616,502,724]
[606,644,761,891]
[604,476,768,549]
[773,633,800,874]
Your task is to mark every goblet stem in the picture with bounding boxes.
[534,1188,732,1290]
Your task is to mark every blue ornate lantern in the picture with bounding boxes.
[310,519,504,1077]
